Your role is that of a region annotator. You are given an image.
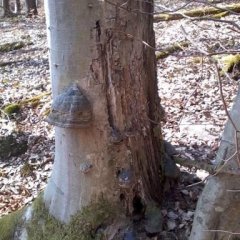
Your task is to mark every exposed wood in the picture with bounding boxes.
[154,3,240,22]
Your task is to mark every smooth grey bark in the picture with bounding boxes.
[44,0,164,223]
[190,85,240,240]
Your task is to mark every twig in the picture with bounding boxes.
[212,151,237,176]
[195,0,240,16]
[204,229,240,236]
[213,62,238,131]
[185,178,208,188]
[227,189,240,192]
[192,17,240,31]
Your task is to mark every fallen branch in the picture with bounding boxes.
[0,42,25,52]
[2,92,51,115]
[0,61,21,67]
[174,154,240,176]
[156,41,189,60]
[154,3,240,22]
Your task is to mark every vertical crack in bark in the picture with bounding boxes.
[95,20,101,42]
[105,38,116,130]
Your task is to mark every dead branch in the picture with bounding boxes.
[156,41,189,60]
[154,3,240,22]
[174,152,240,176]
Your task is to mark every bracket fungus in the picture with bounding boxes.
[46,84,92,128]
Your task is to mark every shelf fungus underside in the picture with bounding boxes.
[46,84,92,128]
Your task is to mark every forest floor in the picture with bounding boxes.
[0,2,240,239]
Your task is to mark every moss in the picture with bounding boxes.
[2,92,51,116]
[0,41,25,52]
[154,3,240,22]
[27,195,119,240]
[20,92,51,106]
[0,208,24,240]
[3,103,21,115]
[212,11,229,19]
[156,41,189,60]
[220,54,240,73]
[191,57,203,64]
[20,163,34,177]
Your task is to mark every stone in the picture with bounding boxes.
[0,134,28,161]
[144,205,163,234]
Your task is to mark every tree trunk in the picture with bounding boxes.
[44,0,164,224]
[2,0,11,17]
[25,0,37,16]
[15,0,21,14]
[190,86,240,240]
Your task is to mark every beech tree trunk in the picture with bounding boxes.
[15,0,21,14]
[2,0,11,17]
[190,86,240,240]
[44,0,164,223]
[25,0,37,16]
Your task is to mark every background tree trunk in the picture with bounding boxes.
[190,86,240,240]
[44,0,164,223]
[2,0,11,17]
[15,0,21,14]
[25,0,37,16]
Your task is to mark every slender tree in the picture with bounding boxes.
[25,0,37,16]
[15,0,21,14]
[2,0,11,17]
[190,86,240,240]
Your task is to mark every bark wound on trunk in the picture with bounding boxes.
[95,1,163,211]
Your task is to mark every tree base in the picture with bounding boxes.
[0,194,165,240]
[190,174,240,240]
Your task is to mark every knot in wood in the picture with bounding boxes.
[46,83,92,128]
[80,162,93,174]
[110,129,124,144]
[118,169,133,188]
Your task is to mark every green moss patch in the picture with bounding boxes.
[20,163,34,177]
[3,103,21,115]
[156,41,189,60]
[0,41,25,52]
[1,92,51,117]
[0,208,24,240]
[220,54,240,73]
[27,195,119,240]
